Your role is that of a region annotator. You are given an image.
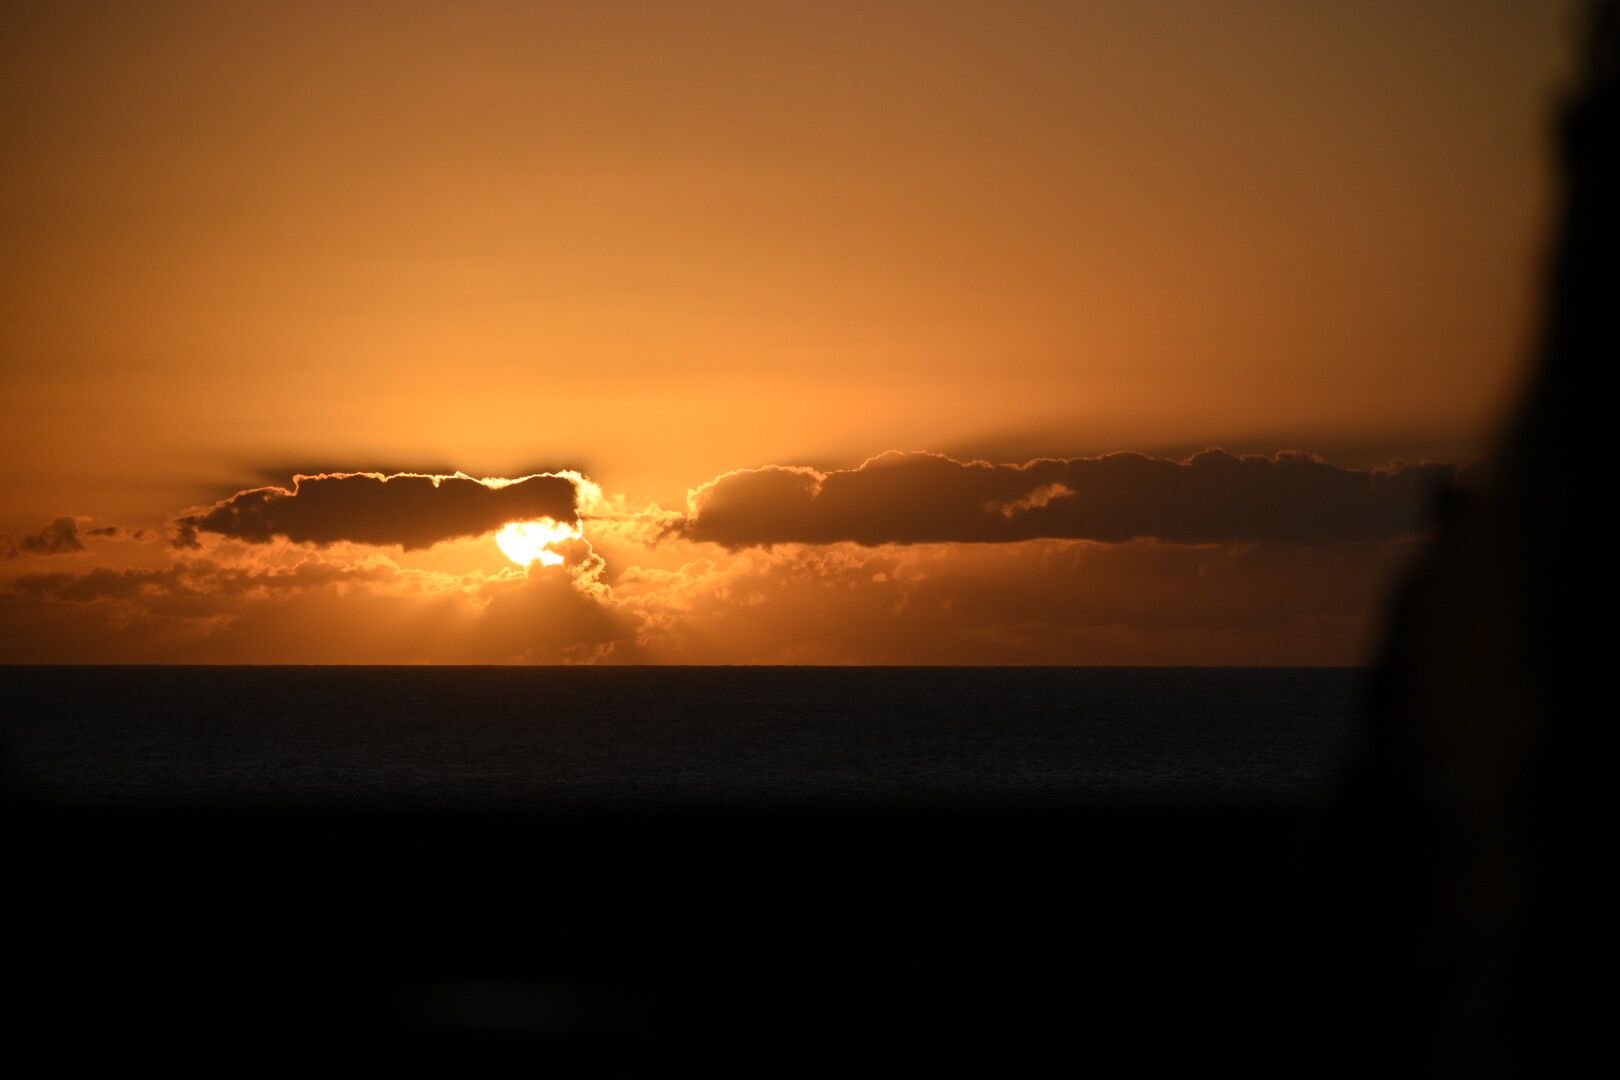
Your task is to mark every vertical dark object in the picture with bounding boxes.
[1358,0,1616,1070]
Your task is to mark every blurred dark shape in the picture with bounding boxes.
[1352,0,1616,1070]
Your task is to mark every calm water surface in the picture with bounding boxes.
[1,666,1366,807]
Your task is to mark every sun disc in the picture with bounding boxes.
[495,517,581,567]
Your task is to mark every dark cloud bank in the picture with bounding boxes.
[175,472,580,550]
[5,516,86,557]
[682,450,1457,548]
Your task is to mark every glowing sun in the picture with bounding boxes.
[495,517,581,567]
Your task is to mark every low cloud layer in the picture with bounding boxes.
[1,448,1454,664]
[682,450,1455,548]
[0,534,1410,666]
[1,550,633,664]
[176,472,581,550]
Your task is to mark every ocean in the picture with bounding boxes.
[1,665,1364,807]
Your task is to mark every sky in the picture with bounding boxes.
[0,0,1582,664]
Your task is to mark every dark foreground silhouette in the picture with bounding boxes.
[6,4,1613,1073]
[9,803,1385,1072]
[1347,0,1616,1071]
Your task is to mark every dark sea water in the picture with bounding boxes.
[1,666,1366,807]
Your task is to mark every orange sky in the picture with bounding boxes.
[0,1,1582,664]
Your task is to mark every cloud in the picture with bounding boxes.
[9,558,400,606]
[5,516,86,557]
[1,548,637,664]
[175,471,583,550]
[1,449,1453,665]
[680,450,1455,548]
[2,534,1410,666]
[609,535,1416,665]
